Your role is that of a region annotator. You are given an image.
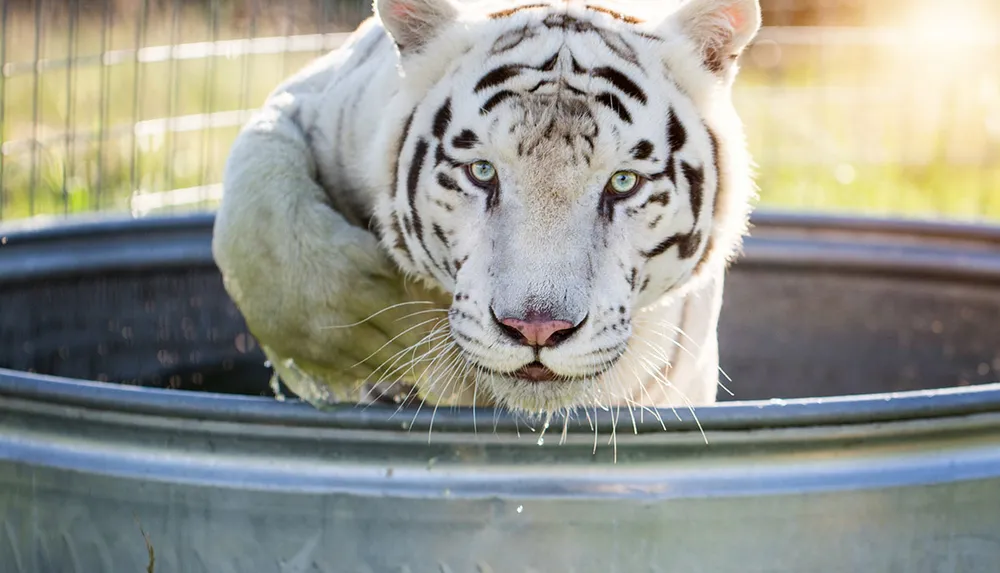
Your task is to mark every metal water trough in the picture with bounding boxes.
[2,211,999,572]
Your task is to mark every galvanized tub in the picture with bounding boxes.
[1,212,1000,572]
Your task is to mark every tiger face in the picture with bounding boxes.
[373,0,759,412]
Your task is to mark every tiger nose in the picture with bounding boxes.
[491,309,585,347]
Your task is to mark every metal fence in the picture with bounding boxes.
[1,0,998,225]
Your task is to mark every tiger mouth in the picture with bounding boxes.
[480,361,597,383]
[513,361,560,382]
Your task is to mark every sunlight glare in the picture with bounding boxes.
[902,0,994,45]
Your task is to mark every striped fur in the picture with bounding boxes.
[213,0,761,415]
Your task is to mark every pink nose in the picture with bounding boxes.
[499,316,578,347]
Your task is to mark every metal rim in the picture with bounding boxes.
[2,210,1000,435]
[3,368,1000,435]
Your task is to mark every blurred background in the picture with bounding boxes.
[0,0,998,225]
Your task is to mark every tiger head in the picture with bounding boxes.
[371,0,760,412]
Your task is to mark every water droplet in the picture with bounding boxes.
[536,411,552,446]
[516,505,523,514]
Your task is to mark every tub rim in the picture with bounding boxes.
[1,209,999,436]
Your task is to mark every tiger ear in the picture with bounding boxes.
[664,0,761,75]
[375,0,459,55]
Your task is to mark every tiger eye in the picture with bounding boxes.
[607,170,641,195]
[467,160,497,183]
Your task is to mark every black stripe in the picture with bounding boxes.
[592,67,647,104]
[433,223,449,247]
[407,139,428,228]
[571,56,587,74]
[594,92,632,124]
[630,139,653,160]
[649,157,675,184]
[432,99,452,140]
[668,110,687,152]
[707,126,721,213]
[642,234,679,259]
[452,130,479,149]
[490,25,535,54]
[542,118,556,139]
[693,126,723,273]
[435,143,461,168]
[481,90,518,115]
[475,65,523,93]
[391,110,416,199]
[628,267,638,290]
[678,231,702,259]
[595,29,639,67]
[527,80,555,93]
[407,139,448,278]
[682,162,704,223]
[646,192,669,206]
[544,14,592,31]
[540,52,559,71]
[598,194,615,223]
[390,216,412,262]
[433,198,455,212]
[486,184,500,211]
[436,172,465,194]
[642,231,701,260]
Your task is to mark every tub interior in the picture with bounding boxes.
[2,261,997,402]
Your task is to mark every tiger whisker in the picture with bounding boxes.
[356,325,450,408]
[319,300,436,330]
[368,320,451,383]
[349,316,448,370]
[372,329,452,414]
[635,353,708,445]
[386,334,458,419]
[392,307,450,323]
[634,316,735,396]
[361,324,451,394]
[426,346,467,443]
[630,348,684,422]
[618,348,668,430]
[407,341,461,432]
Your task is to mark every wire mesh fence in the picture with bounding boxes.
[0,0,998,225]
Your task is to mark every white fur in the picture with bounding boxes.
[212,0,760,413]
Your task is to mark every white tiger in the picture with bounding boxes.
[212,0,760,415]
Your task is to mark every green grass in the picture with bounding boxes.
[2,10,999,223]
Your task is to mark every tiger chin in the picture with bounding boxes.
[212,0,761,417]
